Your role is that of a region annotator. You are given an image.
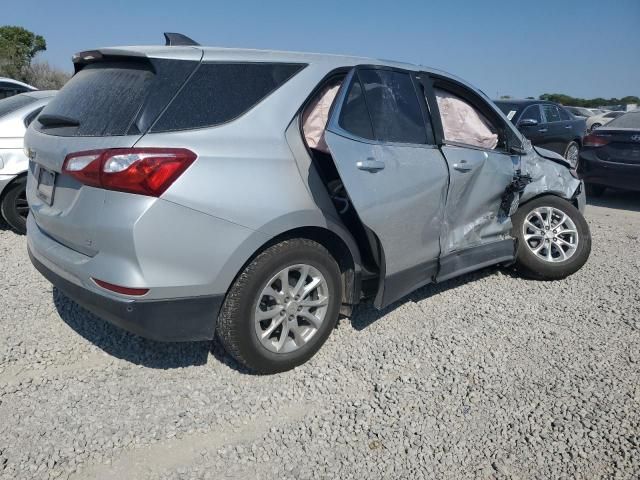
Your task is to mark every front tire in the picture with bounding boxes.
[512,195,591,280]
[216,238,342,374]
[0,177,28,234]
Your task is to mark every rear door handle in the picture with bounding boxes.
[538,128,548,133]
[565,125,572,129]
[356,158,385,172]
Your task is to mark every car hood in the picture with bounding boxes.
[533,146,571,169]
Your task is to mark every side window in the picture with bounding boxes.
[25,106,45,127]
[338,76,375,140]
[542,104,561,123]
[358,69,429,144]
[520,104,542,123]
[434,87,499,150]
[558,107,571,121]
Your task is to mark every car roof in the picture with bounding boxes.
[0,77,37,90]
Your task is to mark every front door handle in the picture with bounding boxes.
[453,159,472,172]
[565,125,572,129]
[356,158,385,172]
[538,128,548,133]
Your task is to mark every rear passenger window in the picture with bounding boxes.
[558,107,571,121]
[152,63,306,132]
[542,105,561,123]
[358,70,429,144]
[339,77,375,140]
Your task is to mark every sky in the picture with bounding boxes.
[4,0,639,99]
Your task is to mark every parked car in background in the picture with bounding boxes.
[565,106,595,118]
[587,111,625,132]
[0,90,56,233]
[495,99,586,167]
[0,78,37,99]
[578,111,640,196]
[25,37,590,373]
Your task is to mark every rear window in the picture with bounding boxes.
[151,63,306,132]
[35,59,199,137]
[0,94,37,119]
[606,112,640,129]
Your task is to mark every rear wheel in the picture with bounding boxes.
[0,177,28,234]
[512,195,591,280]
[564,141,580,169]
[216,238,342,374]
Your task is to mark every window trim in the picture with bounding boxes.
[327,65,438,149]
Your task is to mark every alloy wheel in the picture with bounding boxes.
[565,144,579,169]
[523,206,579,263]
[254,264,329,354]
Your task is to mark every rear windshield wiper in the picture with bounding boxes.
[37,114,80,128]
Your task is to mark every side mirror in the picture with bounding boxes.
[518,118,538,127]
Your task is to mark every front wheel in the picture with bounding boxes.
[512,195,591,280]
[0,177,28,234]
[216,238,342,374]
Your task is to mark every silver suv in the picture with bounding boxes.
[25,36,591,373]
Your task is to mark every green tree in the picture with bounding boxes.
[0,26,47,81]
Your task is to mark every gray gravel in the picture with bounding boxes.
[1,192,639,480]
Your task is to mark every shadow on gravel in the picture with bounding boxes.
[349,267,499,331]
[587,189,640,212]
[53,288,213,370]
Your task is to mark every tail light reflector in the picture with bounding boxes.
[62,148,196,197]
[92,278,149,296]
[583,134,611,148]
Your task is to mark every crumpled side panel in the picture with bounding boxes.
[520,147,581,204]
[439,147,516,256]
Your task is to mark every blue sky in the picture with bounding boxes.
[5,0,639,99]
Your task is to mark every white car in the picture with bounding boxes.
[0,77,37,99]
[587,111,625,132]
[0,90,56,233]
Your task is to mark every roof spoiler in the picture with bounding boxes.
[164,32,200,46]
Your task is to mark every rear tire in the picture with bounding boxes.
[216,238,342,374]
[0,177,28,234]
[512,195,591,280]
[586,183,606,197]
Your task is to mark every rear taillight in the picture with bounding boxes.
[62,148,196,197]
[92,278,149,296]
[583,134,611,148]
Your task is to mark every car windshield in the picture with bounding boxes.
[0,94,37,119]
[605,111,640,129]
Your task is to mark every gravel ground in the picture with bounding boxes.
[1,192,639,480]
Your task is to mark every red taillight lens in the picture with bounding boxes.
[583,134,611,148]
[92,278,149,296]
[62,148,196,197]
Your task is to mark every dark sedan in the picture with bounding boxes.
[578,110,640,196]
[495,100,586,168]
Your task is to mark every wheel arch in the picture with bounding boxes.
[518,190,579,211]
[217,218,364,314]
[0,171,27,203]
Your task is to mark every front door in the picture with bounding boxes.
[324,67,449,307]
[425,77,519,280]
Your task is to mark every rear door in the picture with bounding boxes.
[324,67,449,307]
[25,51,201,254]
[540,104,566,155]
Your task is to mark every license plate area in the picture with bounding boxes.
[36,166,56,206]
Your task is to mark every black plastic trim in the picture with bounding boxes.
[437,239,515,282]
[29,248,222,342]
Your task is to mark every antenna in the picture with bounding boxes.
[164,33,200,46]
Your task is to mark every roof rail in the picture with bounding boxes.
[163,32,200,47]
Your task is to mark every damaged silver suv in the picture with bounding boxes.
[25,35,590,373]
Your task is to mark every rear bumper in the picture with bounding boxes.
[28,245,223,342]
[579,155,640,191]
